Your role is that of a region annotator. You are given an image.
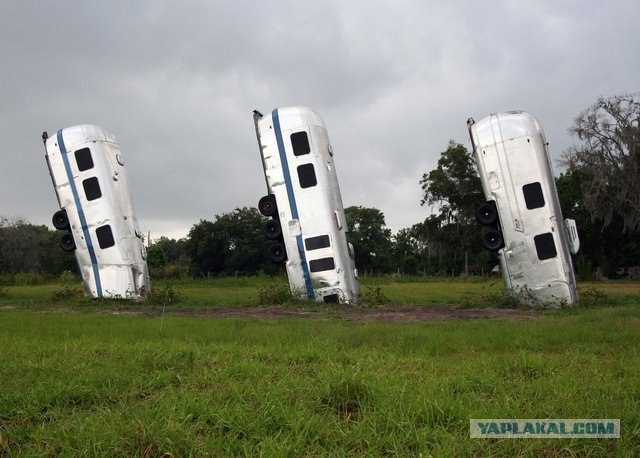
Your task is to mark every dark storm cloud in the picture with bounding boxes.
[1,0,638,238]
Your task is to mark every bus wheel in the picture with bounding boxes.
[482,230,504,251]
[268,243,287,263]
[52,209,70,231]
[476,202,498,226]
[60,233,76,252]
[258,195,277,217]
[264,220,282,240]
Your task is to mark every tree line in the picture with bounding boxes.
[1,93,638,281]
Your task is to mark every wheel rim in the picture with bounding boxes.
[476,203,497,225]
[52,210,70,230]
[264,220,282,240]
[60,233,76,252]
[259,196,277,217]
[482,230,503,251]
[268,243,286,263]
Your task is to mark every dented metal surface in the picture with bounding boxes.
[254,107,360,304]
[43,125,150,299]
[468,111,579,305]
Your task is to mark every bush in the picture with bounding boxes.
[258,283,293,305]
[148,286,184,305]
[578,287,617,307]
[50,284,84,301]
[360,286,389,306]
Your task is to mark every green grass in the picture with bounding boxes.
[2,275,637,308]
[0,278,639,455]
[0,276,509,309]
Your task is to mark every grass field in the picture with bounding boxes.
[1,277,639,456]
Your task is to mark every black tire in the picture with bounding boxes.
[60,233,76,252]
[476,202,498,226]
[268,243,287,264]
[263,220,282,240]
[52,209,70,231]
[258,195,277,217]
[482,229,504,251]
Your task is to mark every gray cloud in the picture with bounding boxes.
[1,0,638,239]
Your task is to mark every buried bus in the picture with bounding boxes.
[467,111,579,305]
[253,107,360,304]
[43,125,150,299]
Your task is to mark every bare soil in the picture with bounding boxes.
[107,304,544,322]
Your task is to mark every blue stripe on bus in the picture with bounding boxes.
[272,109,314,299]
[57,129,103,298]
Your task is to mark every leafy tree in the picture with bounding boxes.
[556,170,640,277]
[215,207,271,275]
[344,206,393,274]
[147,236,189,278]
[392,228,420,275]
[562,92,640,233]
[146,242,168,270]
[186,207,272,276]
[0,216,76,276]
[417,141,491,275]
[420,140,483,224]
[186,219,227,275]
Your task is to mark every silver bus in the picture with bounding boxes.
[253,106,360,304]
[43,125,150,299]
[467,111,579,305]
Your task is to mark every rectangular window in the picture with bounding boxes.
[523,182,545,209]
[309,257,335,272]
[290,131,310,156]
[82,177,102,201]
[96,225,115,249]
[305,235,330,251]
[534,232,557,260]
[297,163,317,188]
[75,147,94,171]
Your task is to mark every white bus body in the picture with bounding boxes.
[467,111,579,305]
[43,125,150,299]
[253,107,360,304]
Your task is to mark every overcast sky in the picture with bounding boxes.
[1,1,638,240]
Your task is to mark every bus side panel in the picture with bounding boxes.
[256,111,310,299]
[255,107,359,304]
[469,112,578,306]
[44,124,150,300]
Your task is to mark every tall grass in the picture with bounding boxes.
[1,301,639,455]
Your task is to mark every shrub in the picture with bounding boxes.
[148,286,184,305]
[360,286,389,306]
[258,283,293,305]
[578,287,617,307]
[50,283,84,301]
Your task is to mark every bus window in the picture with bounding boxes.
[96,225,115,249]
[310,257,335,272]
[523,182,545,209]
[305,235,330,250]
[291,131,310,156]
[534,232,557,260]
[297,164,317,188]
[75,147,94,171]
[82,177,102,201]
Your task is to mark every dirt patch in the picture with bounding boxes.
[1,303,544,322]
[114,304,543,322]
